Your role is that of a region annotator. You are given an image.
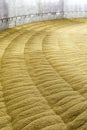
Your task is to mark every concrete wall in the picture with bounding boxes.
[0,0,87,30]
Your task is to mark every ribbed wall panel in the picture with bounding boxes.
[0,0,87,30]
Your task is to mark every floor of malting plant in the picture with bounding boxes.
[0,18,87,130]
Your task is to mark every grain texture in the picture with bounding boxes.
[0,19,87,130]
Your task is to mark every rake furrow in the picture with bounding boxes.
[0,19,87,130]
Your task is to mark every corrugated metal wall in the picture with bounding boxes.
[64,0,87,18]
[0,0,87,30]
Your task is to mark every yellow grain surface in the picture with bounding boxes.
[0,18,87,130]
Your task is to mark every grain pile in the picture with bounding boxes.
[0,19,87,130]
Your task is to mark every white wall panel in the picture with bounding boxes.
[0,0,8,18]
[64,0,87,18]
[0,0,87,30]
